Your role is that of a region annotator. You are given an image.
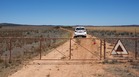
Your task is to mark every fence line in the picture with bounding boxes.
[0,37,138,62]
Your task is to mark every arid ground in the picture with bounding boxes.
[7,35,139,77]
[0,26,139,77]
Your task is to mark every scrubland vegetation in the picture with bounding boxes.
[87,26,139,60]
[87,26,139,38]
[0,26,71,77]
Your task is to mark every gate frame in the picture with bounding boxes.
[0,37,138,62]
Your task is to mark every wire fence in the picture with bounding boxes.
[0,37,139,63]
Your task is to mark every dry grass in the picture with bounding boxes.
[86,26,139,33]
[0,26,72,77]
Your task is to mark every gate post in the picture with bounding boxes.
[69,38,71,60]
[39,37,42,60]
[135,38,137,60]
[100,40,102,60]
[9,38,12,63]
[103,39,106,60]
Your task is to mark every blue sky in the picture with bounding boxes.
[0,0,139,25]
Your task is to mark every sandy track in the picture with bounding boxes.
[8,35,139,77]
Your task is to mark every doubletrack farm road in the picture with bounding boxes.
[8,35,139,77]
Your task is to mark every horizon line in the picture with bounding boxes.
[0,22,139,26]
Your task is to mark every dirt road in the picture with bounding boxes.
[8,35,139,77]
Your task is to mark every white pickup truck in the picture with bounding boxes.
[74,27,87,38]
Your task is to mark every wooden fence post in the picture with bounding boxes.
[9,38,12,63]
[40,38,42,60]
[100,40,102,60]
[135,38,137,60]
[104,40,106,60]
[69,38,71,60]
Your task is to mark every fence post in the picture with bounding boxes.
[39,37,42,60]
[9,38,12,63]
[69,38,71,60]
[104,39,106,60]
[100,40,102,60]
[135,38,137,60]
